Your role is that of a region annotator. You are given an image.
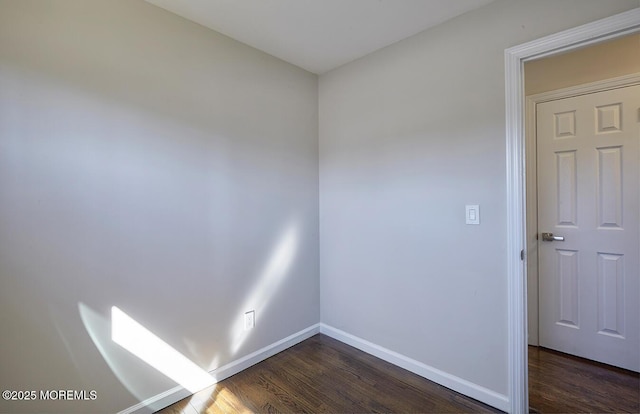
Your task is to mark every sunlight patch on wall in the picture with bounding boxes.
[111,306,215,393]
[229,220,299,355]
[79,302,162,403]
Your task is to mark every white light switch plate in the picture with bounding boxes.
[465,205,480,225]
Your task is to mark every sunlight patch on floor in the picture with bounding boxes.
[179,384,253,414]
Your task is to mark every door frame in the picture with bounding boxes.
[504,8,640,413]
[526,73,640,346]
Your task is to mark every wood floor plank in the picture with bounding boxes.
[157,336,640,414]
[156,334,499,414]
[528,346,640,413]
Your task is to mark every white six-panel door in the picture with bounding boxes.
[537,84,640,372]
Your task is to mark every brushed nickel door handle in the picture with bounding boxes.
[541,232,564,242]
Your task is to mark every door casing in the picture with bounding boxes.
[504,8,640,414]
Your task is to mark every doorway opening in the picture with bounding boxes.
[524,36,640,413]
[504,8,640,414]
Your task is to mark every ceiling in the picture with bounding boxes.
[145,0,495,74]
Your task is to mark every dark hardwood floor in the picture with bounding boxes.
[156,335,640,414]
[156,334,501,414]
[528,346,639,414]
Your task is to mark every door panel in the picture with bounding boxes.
[537,84,639,372]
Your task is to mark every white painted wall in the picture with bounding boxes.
[319,0,639,399]
[0,1,318,413]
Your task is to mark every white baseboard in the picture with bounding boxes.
[319,324,510,413]
[119,323,321,414]
[212,323,320,383]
